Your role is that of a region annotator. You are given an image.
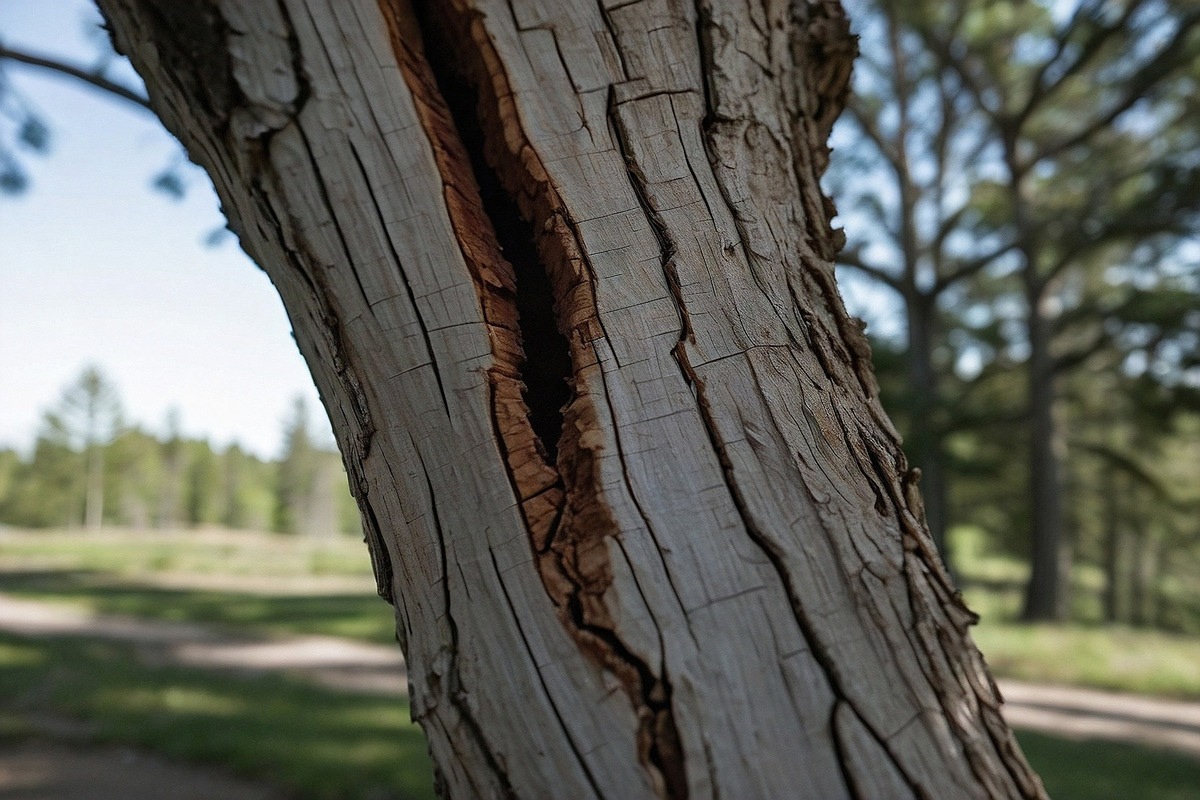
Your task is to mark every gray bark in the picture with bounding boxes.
[98,0,1046,797]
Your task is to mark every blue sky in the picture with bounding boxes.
[0,0,326,458]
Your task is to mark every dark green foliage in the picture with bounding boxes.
[151,168,186,199]
[275,397,350,538]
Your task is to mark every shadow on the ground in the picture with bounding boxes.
[0,569,395,644]
[0,631,434,800]
[1017,729,1200,800]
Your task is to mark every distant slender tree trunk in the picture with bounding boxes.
[906,293,950,563]
[1102,466,1122,624]
[888,10,950,566]
[1129,497,1162,629]
[1148,541,1165,628]
[99,0,1046,796]
[1011,154,1067,623]
[1022,284,1069,621]
[305,455,339,539]
[1130,530,1148,628]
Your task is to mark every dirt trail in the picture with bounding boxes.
[2,590,1199,798]
[0,593,407,696]
[999,679,1200,756]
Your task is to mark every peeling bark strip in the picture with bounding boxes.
[100,0,1047,798]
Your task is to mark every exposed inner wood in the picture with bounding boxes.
[380,1,687,793]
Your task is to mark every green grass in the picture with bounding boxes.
[949,525,1200,699]
[0,632,435,800]
[0,528,374,578]
[1017,729,1200,800]
[971,620,1200,699]
[0,569,397,644]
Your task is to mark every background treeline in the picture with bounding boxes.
[831,0,1200,630]
[0,366,361,538]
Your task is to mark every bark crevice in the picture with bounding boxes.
[855,413,1035,797]
[487,549,606,800]
[681,343,924,797]
[345,140,454,417]
[417,450,519,800]
[413,25,572,462]
[683,4,998,794]
[385,1,689,794]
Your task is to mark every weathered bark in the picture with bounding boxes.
[98,0,1045,797]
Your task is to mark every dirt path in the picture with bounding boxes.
[0,591,401,799]
[2,590,1199,797]
[999,679,1200,756]
[0,592,406,695]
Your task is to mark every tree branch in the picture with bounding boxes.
[845,99,899,163]
[1041,217,1190,287]
[932,239,1017,296]
[0,45,152,111]
[837,249,905,294]
[1072,440,1185,507]
[1031,12,1200,166]
[1053,328,1111,374]
[1016,0,1145,127]
[913,24,1005,134]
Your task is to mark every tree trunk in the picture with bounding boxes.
[905,292,950,565]
[1101,466,1122,624]
[1021,290,1068,622]
[98,1,1045,797]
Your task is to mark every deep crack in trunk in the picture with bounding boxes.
[381,1,688,794]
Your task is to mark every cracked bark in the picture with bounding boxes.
[98,0,1046,797]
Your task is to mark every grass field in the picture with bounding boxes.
[952,525,1200,699]
[0,568,397,644]
[6,527,1199,698]
[1017,730,1200,800]
[3,526,1200,797]
[0,632,435,800]
[0,527,374,578]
